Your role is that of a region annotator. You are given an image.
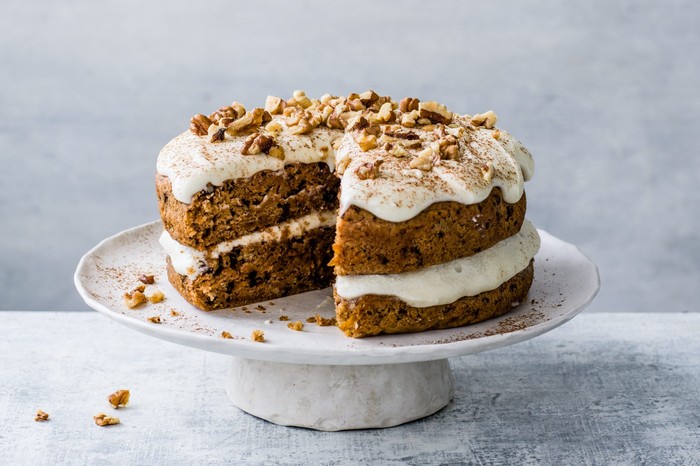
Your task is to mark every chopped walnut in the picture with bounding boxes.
[292,90,312,109]
[385,142,409,157]
[226,108,267,135]
[124,288,146,308]
[34,409,49,422]
[221,331,233,339]
[481,162,495,181]
[147,316,161,324]
[265,120,283,133]
[138,274,155,285]
[147,290,165,304]
[471,110,498,129]
[241,132,275,155]
[418,101,452,124]
[359,90,380,106]
[268,146,285,160]
[189,114,211,136]
[375,102,395,123]
[346,97,365,111]
[400,110,420,128]
[315,314,337,326]
[336,153,351,175]
[355,132,378,151]
[355,158,384,180]
[399,97,420,113]
[209,127,226,143]
[287,321,304,331]
[278,315,290,321]
[265,96,285,115]
[410,149,434,171]
[305,316,316,323]
[94,413,120,427]
[492,129,501,140]
[107,389,130,409]
[251,330,265,342]
[289,118,313,135]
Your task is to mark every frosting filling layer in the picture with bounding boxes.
[334,219,540,307]
[160,210,337,279]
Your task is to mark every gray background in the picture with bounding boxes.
[1,0,698,312]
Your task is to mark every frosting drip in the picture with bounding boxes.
[334,220,540,307]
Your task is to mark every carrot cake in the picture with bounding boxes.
[156,90,540,337]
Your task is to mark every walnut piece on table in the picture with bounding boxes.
[94,413,120,427]
[251,330,265,342]
[287,321,304,331]
[107,389,130,409]
[34,409,49,422]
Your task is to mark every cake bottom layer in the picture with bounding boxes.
[334,260,534,338]
[166,226,335,310]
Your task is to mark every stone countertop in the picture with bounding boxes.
[1,312,698,465]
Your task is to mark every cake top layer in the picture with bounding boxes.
[157,91,534,221]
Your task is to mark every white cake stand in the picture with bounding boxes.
[75,221,599,431]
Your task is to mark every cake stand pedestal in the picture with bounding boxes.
[226,357,453,430]
[75,221,599,431]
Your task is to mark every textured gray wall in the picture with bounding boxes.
[1,0,698,311]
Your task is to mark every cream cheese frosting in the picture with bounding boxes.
[334,219,540,307]
[157,117,339,204]
[159,210,337,279]
[336,117,534,222]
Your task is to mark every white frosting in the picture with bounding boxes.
[337,120,535,222]
[334,220,540,307]
[159,211,337,279]
[157,119,339,204]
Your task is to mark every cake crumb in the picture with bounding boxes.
[147,290,165,304]
[170,309,180,316]
[279,315,289,321]
[138,274,155,285]
[241,306,248,311]
[305,316,316,323]
[147,316,161,324]
[221,331,234,339]
[34,409,49,422]
[94,413,120,427]
[287,321,304,331]
[264,319,272,325]
[251,330,265,342]
[107,390,130,409]
[315,314,337,327]
[255,305,266,312]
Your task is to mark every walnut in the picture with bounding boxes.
[320,93,335,104]
[347,115,369,132]
[385,142,408,157]
[287,321,304,331]
[226,108,266,135]
[189,114,212,136]
[278,315,290,321]
[147,290,165,304]
[355,132,378,151]
[268,146,285,160]
[251,330,265,342]
[221,331,233,339]
[210,103,246,124]
[442,144,459,160]
[399,97,420,113]
[265,96,285,115]
[93,413,120,427]
[471,110,498,129]
[383,126,419,140]
[492,129,501,140]
[265,120,283,133]
[410,148,434,171]
[355,158,384,180]
[124,288,146,308]
[418,101,452,124]
[315,315,337,326]
[34,409,49,422]
[289,118,313,135]
[209,127,226,143]
[417,118,432,126]
[293,90,312,109]
[336,153,351,175]
[346,97,365,111]
[138,274,155,285]
[375,102,395,123]
[147,316,161,324]
[359,90,380,106]
[326,113,346,129]
[481,161,495,181]
[400,110,420,128]
[107,389,130,409]
[241,133,275,155]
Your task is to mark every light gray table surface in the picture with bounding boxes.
[1,0,699,313]
[1,311,697,465]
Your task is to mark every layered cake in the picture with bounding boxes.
[156,91,540,337]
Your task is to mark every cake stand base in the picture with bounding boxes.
[225,357,454,431]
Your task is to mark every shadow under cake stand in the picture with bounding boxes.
[75,221,599,431]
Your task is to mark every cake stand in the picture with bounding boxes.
[74,221,599,431]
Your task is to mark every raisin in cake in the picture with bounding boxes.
[156,91,540,337]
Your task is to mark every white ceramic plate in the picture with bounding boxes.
[75,221,599,365]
